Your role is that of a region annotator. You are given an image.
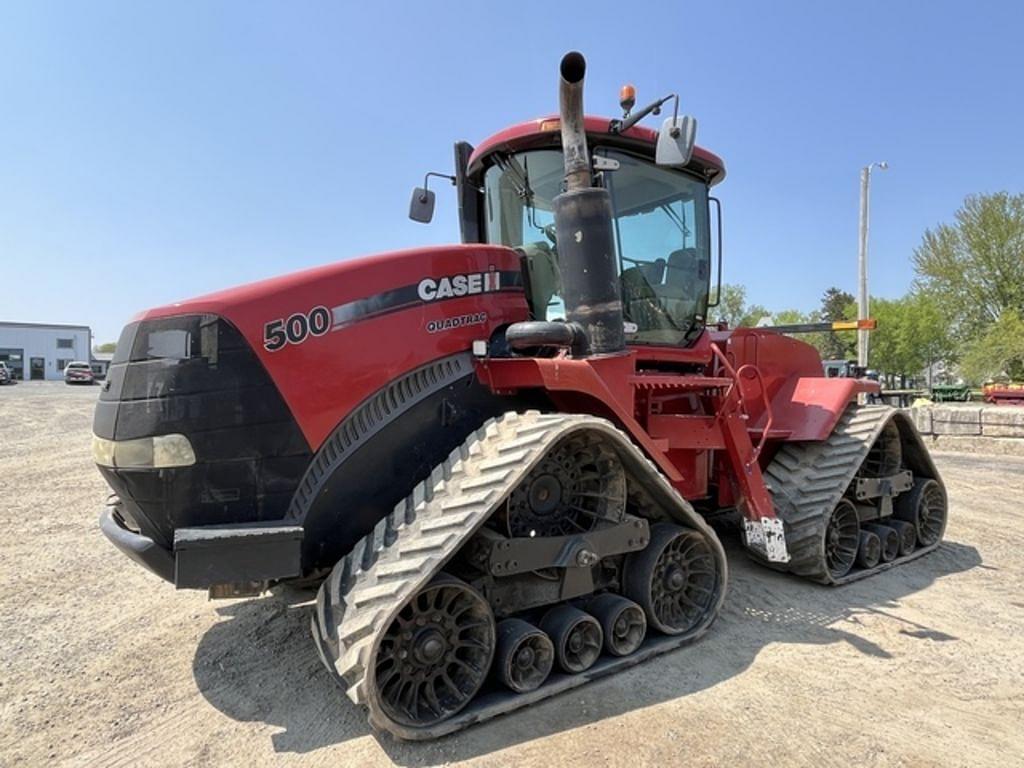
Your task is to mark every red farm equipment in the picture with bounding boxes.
[93,52,948,739]
[983,382,1024,405]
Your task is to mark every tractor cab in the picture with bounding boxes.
[465,118,725,349]
[415,113,727,349]
[478,142,715,347]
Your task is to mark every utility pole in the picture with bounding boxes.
[857,161,888,369]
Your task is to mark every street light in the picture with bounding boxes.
[858,160,888,369]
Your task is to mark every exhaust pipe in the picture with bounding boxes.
[552,52,625,356]
[505,51,626,357]
[558,52,592,193]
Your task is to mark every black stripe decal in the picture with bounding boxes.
[330,270,524,329]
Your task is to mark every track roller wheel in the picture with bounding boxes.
[895,478,947,548]
[623,523,719,635]
[540,605,603,673]
[824,499,861,580]
[494,619,554,693]
[885,518,917,556]
[856,531,881,569]
[863,523,900,562]
[374,575,495,728]
[587,594,646,657]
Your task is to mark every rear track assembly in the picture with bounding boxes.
[762,405,948,585]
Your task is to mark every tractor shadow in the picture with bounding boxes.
[192,537,981,764]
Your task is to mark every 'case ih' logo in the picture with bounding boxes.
[417,270,501,302]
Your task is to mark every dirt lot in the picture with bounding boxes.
[1,381,1022,767]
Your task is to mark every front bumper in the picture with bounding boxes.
[99,505,175,583]
[99,502,305,589]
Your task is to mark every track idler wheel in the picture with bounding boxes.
[623,523,719,635]
[540,605,603,673]
[856,531,881,569]
[824,499,861,579]
[895,478,947,548]
[506,435,626,537]
[587,594,646,657]
[374,575,495,728]
[863,523,900,563]
[857,420,903,478]
[885,518,917,556]
[494,619,554,693]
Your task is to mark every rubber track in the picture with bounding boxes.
[762,404,942,585]
[310,411,727,740]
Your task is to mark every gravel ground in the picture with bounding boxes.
[1,381,1022,767]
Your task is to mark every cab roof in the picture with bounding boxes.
[467,115,726,186]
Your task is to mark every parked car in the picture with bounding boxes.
[0,362,10,385]
[64,361,95,385]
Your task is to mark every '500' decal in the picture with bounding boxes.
[263,306,332,351]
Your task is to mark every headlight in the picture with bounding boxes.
[92,434,196,469]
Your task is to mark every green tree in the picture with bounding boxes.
[771,309,808,325]
[913,192,1024,339]
[95,342,117,353]
[866,297,906,384]
[710,284,769,328]
[819,287,857,360]
[903,291,956,385]
[865,292,955,386]
[913,192,1024,382]
[959,310,1024,382]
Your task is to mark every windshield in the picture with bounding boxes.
[483,149,711,345]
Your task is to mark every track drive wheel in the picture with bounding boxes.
[824,499,861,580]
[373,575,495,728]
[895,478,947,548]
[540,605,603,673]
[623,523,719,636]
[587,594,646,657]
[494,619,554,693]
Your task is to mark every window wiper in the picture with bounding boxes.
[495,153,533,203]
[660,203,690,239]
[498,153,550,238]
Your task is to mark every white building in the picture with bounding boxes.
[0,322,93,381]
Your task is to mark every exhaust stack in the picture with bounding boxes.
[505,52,625,357]
[558,52,592,193]
[552,52,625,356]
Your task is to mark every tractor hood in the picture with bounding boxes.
[121,243,528,450]
[94,243,530,576]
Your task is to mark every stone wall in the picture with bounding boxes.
[907,403,1024,457]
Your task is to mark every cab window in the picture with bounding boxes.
[483,148,712,345]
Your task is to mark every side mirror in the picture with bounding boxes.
[656,115,697,167]
[409,187,435,223]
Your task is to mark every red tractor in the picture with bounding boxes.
[94,53,947,739]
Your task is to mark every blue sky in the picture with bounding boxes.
[1,1,1021,344]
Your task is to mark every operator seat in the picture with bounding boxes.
[659,248,701,321]
[621,258,676,336]
[637,257,666,286]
